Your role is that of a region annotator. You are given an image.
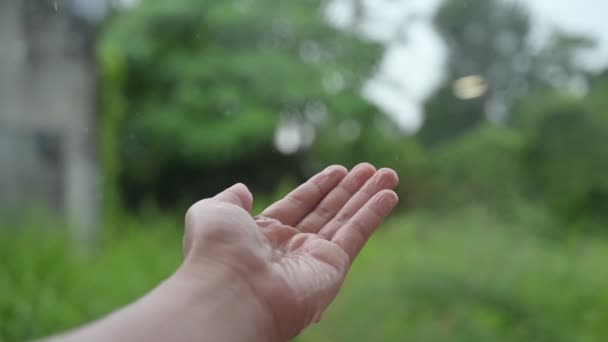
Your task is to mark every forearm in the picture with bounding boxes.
[44,265,278,342]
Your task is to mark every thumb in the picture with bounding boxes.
[213,183,253,212]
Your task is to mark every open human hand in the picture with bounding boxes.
[182,163,399,340]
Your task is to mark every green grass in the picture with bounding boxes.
[2,208,608,341]
[0,215,182,342]
[299,209,608,342]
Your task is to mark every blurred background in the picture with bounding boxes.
[1,0,608,340]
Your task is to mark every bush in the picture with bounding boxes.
[0,216,182,341]
[299,209,608,342]
[3,208,608,341]
[516,94,608,228]
[419,124,527,214]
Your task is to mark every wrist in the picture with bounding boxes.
[171,261,281,342]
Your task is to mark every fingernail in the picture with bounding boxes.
[324,165,347,179]
[373,191,399,216]
[323,165,339,175]
[376,169,399,188]
[325,164,345,173]
[353,162,375,172]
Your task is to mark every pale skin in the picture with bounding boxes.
[45,163,399,342]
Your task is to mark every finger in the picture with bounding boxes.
[332,190,399,263]
[318,168,398,239]
[259,165,348,226]
[295,163,376,233]
[213,183,254,212]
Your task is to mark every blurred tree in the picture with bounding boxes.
[419,0,594,146]
[587,68,608,110]
[99,0,390,210]
[422,124,526,213]
[516,81,608,228]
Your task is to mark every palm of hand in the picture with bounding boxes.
[183,164,398,340]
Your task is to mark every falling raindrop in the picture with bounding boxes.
[54,1,58,11]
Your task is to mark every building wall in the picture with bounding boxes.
[0,0,99,239]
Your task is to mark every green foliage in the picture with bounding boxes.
[420,0,593,146]
[417,84,608,230]
[98,0,386,208]
[98,43,129,218]
[0,217,182,342]
[436,0,531,85]
[299,210,608,342]
[516,93,608,226]
[587,70,608,122]
[3,210,608,341]
[415,0,603,226]
[419,85,486,146]
[6,0,608,340]
[420,124,526,213]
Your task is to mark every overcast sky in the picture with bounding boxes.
[345,0,608,131]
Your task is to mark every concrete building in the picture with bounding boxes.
[0,0,103,240]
